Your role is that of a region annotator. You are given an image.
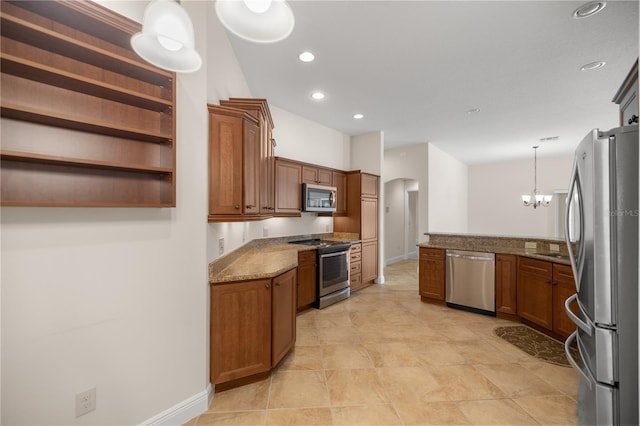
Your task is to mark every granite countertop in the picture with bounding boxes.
[209,232,360,284]
[420,233,573,265]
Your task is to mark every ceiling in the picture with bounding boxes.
[219,0,639,165]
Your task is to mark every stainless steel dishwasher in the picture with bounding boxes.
[445,249,496,315]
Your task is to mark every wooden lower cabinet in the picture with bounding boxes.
[297,250,317,310]
[517,257,576,338]
[272,268,297,367]
[517,257,553,330]
[495,254,517,316]
[552,263,578,338]
[361,240,378,285]
[349,243,364,292]
[419,247,445,301]
[210,268,296,388]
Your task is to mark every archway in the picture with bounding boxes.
[383,178,419,266]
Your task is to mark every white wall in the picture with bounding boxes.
[384,144,429,243]
[427,143,468,233]
[1,1,210,424]
[468,154,574,237]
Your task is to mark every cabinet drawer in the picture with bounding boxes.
[420,247,445,260]
[298,250,316,265]
[350,251,362,262]
[519,257,552,277]
[351,272,362,288]
[350,261,362,274]
[350,244,362,253]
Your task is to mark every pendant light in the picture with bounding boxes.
[521,146,552,209]
[215,0,295,44]
[131,0,202,73]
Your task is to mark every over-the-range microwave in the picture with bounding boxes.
[302,183,337,213]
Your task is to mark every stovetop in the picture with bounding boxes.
[289,239,352,253]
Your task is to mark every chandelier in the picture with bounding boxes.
[521,146,552,208]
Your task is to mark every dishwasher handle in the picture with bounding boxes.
[446,252,494,262]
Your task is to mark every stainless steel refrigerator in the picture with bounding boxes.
[564,125,638,425]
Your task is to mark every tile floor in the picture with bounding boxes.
[187,260,579,425]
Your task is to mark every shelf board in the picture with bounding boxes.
[0,13,172,87]
[1,103,172,144]
[1,150,173,175]
[1,54,172,112]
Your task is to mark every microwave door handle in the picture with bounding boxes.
[330,190,335,207]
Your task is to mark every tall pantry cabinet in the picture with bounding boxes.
[334,172,379,289]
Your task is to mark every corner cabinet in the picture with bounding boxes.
[210,268,297,389]
[334,171,379,288]
[0,0,177,207]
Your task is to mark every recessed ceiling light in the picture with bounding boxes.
[580,61,606,71]
[353,113,364,119]
[298,51,315,62]
[311,91,325,100]
[573,1,606,18]
[466,108,480,114]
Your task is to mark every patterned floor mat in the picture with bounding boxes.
[494,325,579,367]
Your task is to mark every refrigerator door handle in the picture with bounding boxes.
[565,293,592,336]
[565,158,583,290]
[565,330,592,390]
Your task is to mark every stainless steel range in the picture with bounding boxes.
[290,239,352,309]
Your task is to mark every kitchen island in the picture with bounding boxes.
[419,233,577,341]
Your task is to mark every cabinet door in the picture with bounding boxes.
[297,251,317,309]
[361,173,378,197]
[495,254,517,315]
[361,198,378,241]
[517,257,553,330]
[317,168,332,186]
[419,248,445,301]
[243,120,260,214]
[260,119,274,214]
[332,171,347,215]
[275,159,302,215]
[553,264,577,338]
[620,79,638,126]
[272,269,297,367]
[361,240,378,284]
[209,112,243,215]
[210,280,271,384]
[301,166,318,184]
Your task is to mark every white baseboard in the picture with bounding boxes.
[140,383,212,426]
[385,252,418,266]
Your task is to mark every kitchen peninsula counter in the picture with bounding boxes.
[420,233,573,265]
[209,232,359,284]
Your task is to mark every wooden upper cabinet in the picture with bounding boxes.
[612,59,638,126]
[208,105,260,221]
[361,173,379,198]
[220,98,275,214]
[302,165,332,186]
[0,0,177,207]
[275,158,302,216]
[332,171,347,216]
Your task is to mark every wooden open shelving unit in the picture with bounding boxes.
[0,0,177,207]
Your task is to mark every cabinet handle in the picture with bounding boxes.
[265,284,270,289]
[246,205,254,209]
[546,280,552,284]
[234,205,240,209]
[629,115,638,125]
[276,282,280,286]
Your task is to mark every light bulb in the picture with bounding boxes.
[522,195,531,203]
[243,0,272,13]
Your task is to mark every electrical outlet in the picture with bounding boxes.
[549,243,560,252]
[263,227,269,237]
[75,388,96,418]
[218,237,224,254]
[524,242,537,250]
